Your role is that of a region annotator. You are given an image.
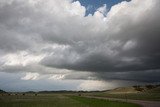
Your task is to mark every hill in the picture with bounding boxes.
[87,85,160,101]
[0,89,6,93]
[107,87,140,94]
[105,85,160,94]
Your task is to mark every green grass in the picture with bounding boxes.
[0,94,141,107]
[85,92,160,101]
[70,96,141,107]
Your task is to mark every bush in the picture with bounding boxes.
[145,85,155,89]
[133,86,144,91]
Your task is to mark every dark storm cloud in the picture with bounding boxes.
[41,0,160,82]
[96,69,160,82]
[0,0,160,84]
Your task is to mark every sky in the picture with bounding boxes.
[0,0,160,92]
[76,0,131,15]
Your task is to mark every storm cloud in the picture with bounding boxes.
[0,0,160,89]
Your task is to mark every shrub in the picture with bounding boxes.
[133,86,144,91]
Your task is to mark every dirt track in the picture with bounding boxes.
[86,96,160,107]
[129,99,160,107]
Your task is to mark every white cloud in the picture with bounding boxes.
[123,40,136,50]
[49,74,65,80]
[0,0,160,91]
[1,51,44,66]
[96,4,108,16]
[21,72,40,80]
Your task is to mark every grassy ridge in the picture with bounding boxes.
[0,94,141,107]
[84,85,160,101]
[85,92,160,101]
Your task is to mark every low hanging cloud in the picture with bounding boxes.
[0,0,160,84]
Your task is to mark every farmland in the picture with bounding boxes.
[0,85,160,107]
[0,93,141,107]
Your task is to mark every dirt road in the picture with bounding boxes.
[86,96,160,107]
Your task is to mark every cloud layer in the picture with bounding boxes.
[0,0,160,89]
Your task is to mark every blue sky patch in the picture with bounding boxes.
[75,0,130,15]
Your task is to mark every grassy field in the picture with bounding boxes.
[85,92,160,101]
[0,94,141,107]
[84,86,160,101]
